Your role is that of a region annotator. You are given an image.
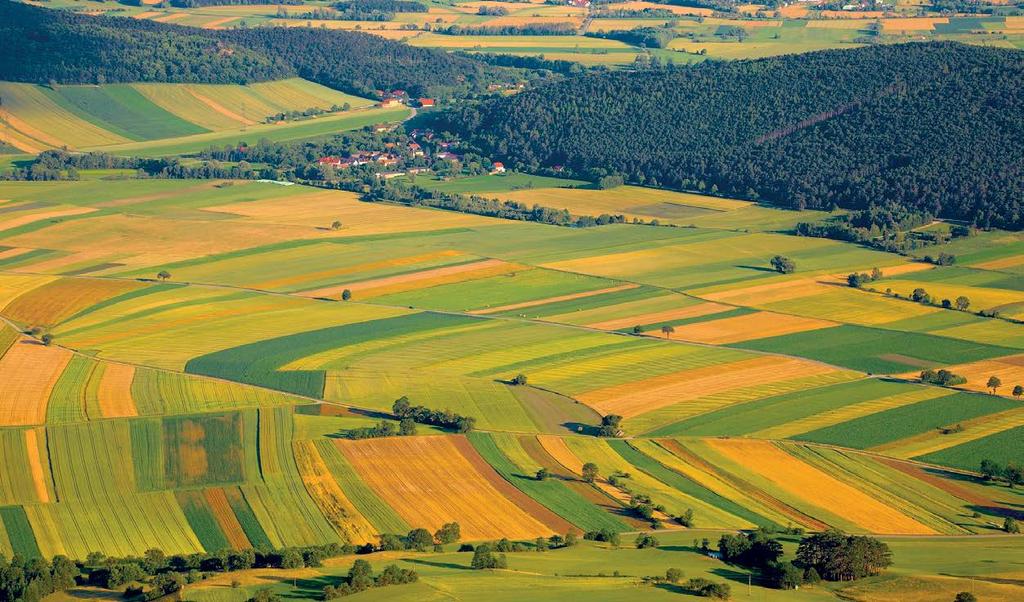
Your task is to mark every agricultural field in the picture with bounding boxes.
[0,175,1022,600]
[0,79,395,154]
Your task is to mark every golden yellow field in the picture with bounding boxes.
[2,278,146,327]
[901,354,1024,397]
[0,337,72,426]
[25,428,51,503]
[972,254,1024,270]
[880,279,1024,318]
[0,205,96,233]
[578,355,839,418]
[666,311,837,344]
[0,273,57,309]
[97,363,138,419]
[881,17,947,31]
[336,435,555,540]
[206,189,497,235]
[706,439,936,534]
[294,440,378,545]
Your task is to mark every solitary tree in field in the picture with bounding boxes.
[1004,517,1020,534]
[632,325,643,334]
[581,462,599,483]
[40,333,53,346]
[770,255,796,274]
[511,373,528,386]
[1013,385,1023,399]
[955,296,971,311]
[988,375,1002,394]
[331,220,342,230]
[157,270,171,281]
[661,325,675,339]
[954,592,978,602]
[536,467,549,481]
[341,289,352,301]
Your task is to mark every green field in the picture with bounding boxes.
[0,175,1020,600]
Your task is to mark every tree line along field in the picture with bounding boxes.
[0,78,389,154]
[38,0,1024,68]
[0,177,1023,573]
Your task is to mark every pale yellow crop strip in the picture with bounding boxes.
[874,406,1024,459]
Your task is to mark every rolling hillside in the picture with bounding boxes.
[0,79,386,153]
[0,179,1021,569]
[439,42,1024,229]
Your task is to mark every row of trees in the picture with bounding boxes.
[392,396,476,432]
[441,42,1024,229]
[715,528,893,590]
[0,0,515,99]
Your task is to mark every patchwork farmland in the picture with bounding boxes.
[0,177,1021,600]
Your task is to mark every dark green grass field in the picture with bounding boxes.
[176,491,231,553]
[186,312,474,397]
[731,324,1016,373]
[916,424,1024,470]
[794,392,1019,449]
[649,378,917,437]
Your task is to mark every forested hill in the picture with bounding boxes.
[441,43,1024,229]
[0,0,497,97]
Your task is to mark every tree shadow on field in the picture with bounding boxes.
[344,407,395,421]
[403,558,472,571]
[279,576,347,599]
[966,504,1024,520]
[735,265,777,274]
[710,567,757,586]
[561,421,600,436]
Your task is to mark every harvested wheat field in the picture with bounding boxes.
[336,435,558,540]
[2,277,147,327]
[667,311,837,344]
[578,355,840,418]
[294,440,378,544]
[25,428,51,503]
[96,362,138,418]
[206,189,496,234]
[0,337,73,425]
[705,439,936,534]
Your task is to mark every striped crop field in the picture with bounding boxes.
[1,277,148,327]
[336,435,561,540]
[0,79,373,152]
[292,440,378,544]
[0,335,73,425]
[701,439,938,535]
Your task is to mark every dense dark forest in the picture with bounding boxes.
[170,0,301,7]
[0,0,504,97]
[440,42,1024,229]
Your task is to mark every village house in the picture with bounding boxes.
[418,98,435,108]
[490,161,506,174]
[378,98,403,108]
